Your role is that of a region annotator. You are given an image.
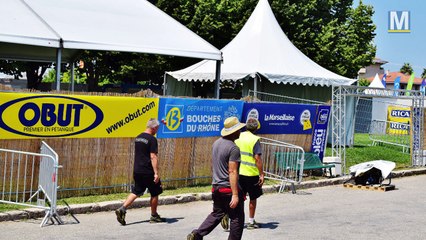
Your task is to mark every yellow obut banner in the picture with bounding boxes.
[0,92,158,139]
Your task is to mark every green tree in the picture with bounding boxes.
[358,78,370,86]
[0,60,51,89]
[0,0,377,90]
[272,0,376,78]
[400,63,413,75]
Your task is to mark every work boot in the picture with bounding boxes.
[115,209,126,226]
[187,231,203,240]
[247,220,260,230]
[220,214,229,230]
[150,213,166,223]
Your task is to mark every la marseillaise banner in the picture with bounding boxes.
[0,92,158,139]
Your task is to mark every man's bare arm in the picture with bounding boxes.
[151,152,160,183]
[228,160,239,208]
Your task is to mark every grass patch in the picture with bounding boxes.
[326,133,411,169]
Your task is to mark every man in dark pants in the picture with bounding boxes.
[115,118,165,225]
[187,117,246,240]
[221,118,264,230]
[235,118,264,229]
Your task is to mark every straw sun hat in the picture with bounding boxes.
[221,117,246,137]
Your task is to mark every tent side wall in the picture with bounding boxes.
[260,80,333,102]
[165,74,193,97]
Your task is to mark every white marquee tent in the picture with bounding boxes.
[165,0,355,99]
[0,0,222,90]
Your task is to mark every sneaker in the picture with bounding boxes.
[115,209,126,226]
[247,220,260,230]
[187,231,202,240]
[187,232,196,240]
[150,214,166,223]
[220,214,229,230]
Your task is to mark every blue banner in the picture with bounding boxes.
[157,98,244,138]
[242,103,317,134]
[310,105,331,160]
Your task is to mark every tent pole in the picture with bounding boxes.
[215,60,221,99]
[55,48,62,91]
[70,62,75,92]
[254,73,258,97]
[163,73,167,96]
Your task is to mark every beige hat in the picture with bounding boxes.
[221,117,246,137]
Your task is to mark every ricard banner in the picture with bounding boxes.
[241,102,317,134]
[0,92,158,139]
[387,105,410,135]
[157,98,244,138]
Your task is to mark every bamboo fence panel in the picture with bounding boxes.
[192,137,216,186]
[0,86,316,197]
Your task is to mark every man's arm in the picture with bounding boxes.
[253,140,264,186]
[228,160,239,209]
[254,154,264,186]
[151,152,160,183]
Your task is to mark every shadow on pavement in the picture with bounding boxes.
[126,217,183,225]
[295,191,312,195]
[257,221,279,230]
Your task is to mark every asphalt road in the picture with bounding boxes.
[1,175,425,240]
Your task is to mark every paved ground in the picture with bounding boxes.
[1,174,425,240]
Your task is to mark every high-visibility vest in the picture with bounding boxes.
[235,131,260,176]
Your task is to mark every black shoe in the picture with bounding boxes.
[187,231,202,240]
[220,214,229,230]
[247,220,260,230]
[115,209,126,226]
[187,232,196,240]
[150,213,166,223]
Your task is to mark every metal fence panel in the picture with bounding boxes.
[332,85,425,172]
[260,137,305,193]
[0,141,62,227]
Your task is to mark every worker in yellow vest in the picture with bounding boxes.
[221,117,264,230]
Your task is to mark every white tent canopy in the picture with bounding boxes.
[167,0,354,90]
[368,73,385,88]
[0,0,222,62]
[364,73,391,95]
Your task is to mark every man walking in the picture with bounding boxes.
[187,117,246,240]
[115,118,165,225]
[222,118,264,230]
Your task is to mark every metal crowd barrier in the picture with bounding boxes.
[369,119,410,153]
[260,137,305,193]
[0,141,62,227]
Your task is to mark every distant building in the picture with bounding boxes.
[359,57,423,90]
[367,71,423,90]
[358,57,388,79]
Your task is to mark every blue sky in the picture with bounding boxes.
[360,0,425,77]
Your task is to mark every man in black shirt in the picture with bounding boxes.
[115,118,165,225]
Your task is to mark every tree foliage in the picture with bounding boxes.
[0,60,51,89]
[400,63,413,75]
[357,78,370,86]
[0,0,376,91]
[422,68,426,79]
[272,0,376,78]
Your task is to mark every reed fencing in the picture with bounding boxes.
[0,88,314,198]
